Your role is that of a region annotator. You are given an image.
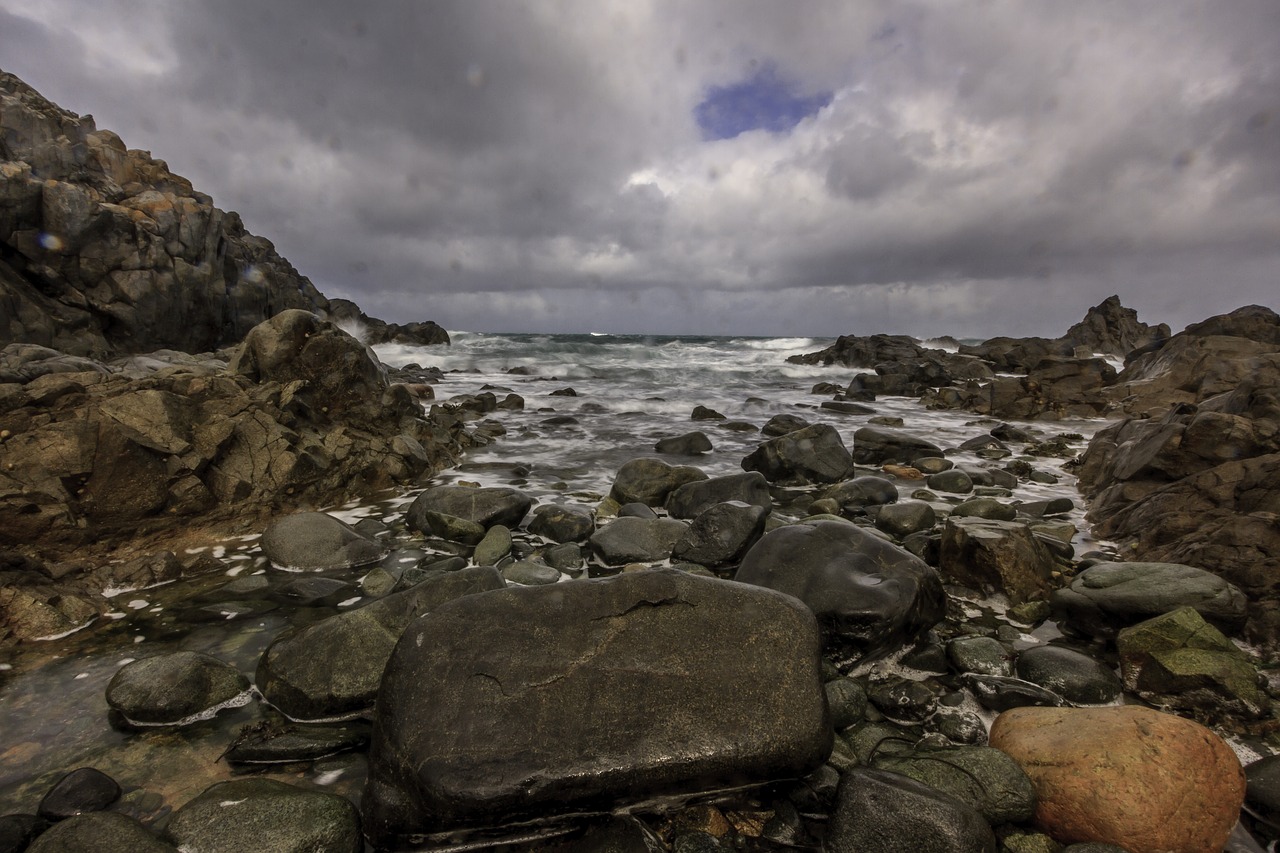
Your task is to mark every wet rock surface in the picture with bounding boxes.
[363,570,831,845]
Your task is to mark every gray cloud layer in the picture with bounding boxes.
[2,1,1277,337]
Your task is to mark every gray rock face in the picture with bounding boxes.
[164,778,361,853]
[255,567,503,720]
[1050,561,1248,638]
[741,423,852,485]
[671,501,769,567]
[27,811,176,853]
[589,517,689,565]
[734,521,945,666]
[828,767,996,853]
[665,471,772,519]
[406,486,533,533]
[261,512,388,571]
[852,427,943,466]
[363,570,832,844]
[609,458,707,507]
[105,651,249,725]
[1062,295,1171,357]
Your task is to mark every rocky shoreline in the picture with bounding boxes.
[3,69,1280,853]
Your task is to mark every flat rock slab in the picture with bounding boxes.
[363,569,832,845]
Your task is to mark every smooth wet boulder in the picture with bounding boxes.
[665,471,772,519]
[1051,561,1248,638]
[819,476,899,513]
[927,468,975,494]
[260,512,388,571]
[671,501,768,567]
[734,521,945,666]
[990,705,1245,853]
[872,746,1036,824]
[589,517,689,565]
[1015,645,1122,705]
[1245,755,1280,830]
[362,569,832,844]
[939,517,1057,604]
[852,427,943,466]
[762,413,811,436]
[741,423,852,485]
[1116,606,1269,720]
[528,504,595,543]
[874,500,937,538]
[609,458,707,506]
[164,778,361,853]
[951,497,1017,521]
[828,767,996,853]
[37,767,120,820]
[406,485,533,533]
[947,636,1014,677]
[256,567,503,720]
[105,651,250,726]
[654,431,713,455]
[27,811,176,853]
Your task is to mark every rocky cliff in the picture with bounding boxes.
[0,70,325,356]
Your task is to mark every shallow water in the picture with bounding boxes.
[0,332,1107,822]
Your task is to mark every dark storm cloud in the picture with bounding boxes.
[1,0,1276,337]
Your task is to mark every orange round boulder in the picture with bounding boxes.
[989,705,1244,853]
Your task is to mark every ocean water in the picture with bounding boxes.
[370,331,1102,523]
[0,331,1109,824]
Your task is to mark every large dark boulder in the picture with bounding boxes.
[588,517,688,565]
[741,423,852,485]
[665,471,772,519]
[405,486,533,533]
[362,570,832,844]
[734,521,945,666]
[105,651,250,726]
[260,511,387,571]
[851,427,942,466]
[256,567,503,720]
[938,517,1058,604]
[324,298,450,346]
[609,458,707,507]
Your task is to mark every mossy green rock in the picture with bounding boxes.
[1118,606,1269,719]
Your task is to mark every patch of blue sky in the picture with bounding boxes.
[694,63,833,141]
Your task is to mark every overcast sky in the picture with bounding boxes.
[2,1,1277,337]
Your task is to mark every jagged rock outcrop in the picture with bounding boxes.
[1075,306,1280,647]
[0,70,327,355]
[0,314,479,643]
[1062,294,1170,357]
[0,70,444,356]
